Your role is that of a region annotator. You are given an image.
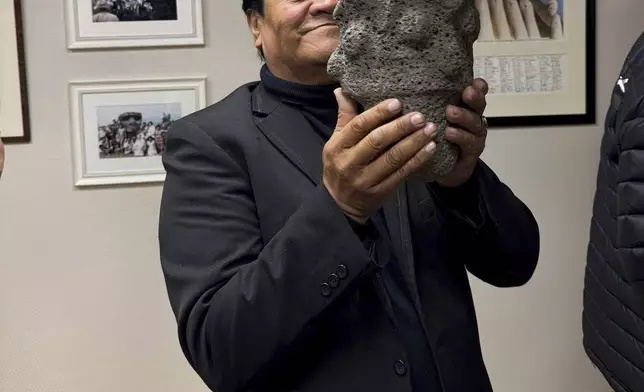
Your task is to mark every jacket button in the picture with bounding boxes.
[328,273,340,288]
[336,264,348,279]
[320,283,332,297]
[394,360,407,376]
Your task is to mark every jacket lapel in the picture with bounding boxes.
[383,192,405,264]
[384,185,424,311]
[252,83,324,185]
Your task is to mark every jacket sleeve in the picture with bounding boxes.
[430,160,540,287]
[158,120,380,392]
[615,103,644,287]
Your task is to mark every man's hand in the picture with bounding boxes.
[323,89,438,223]
[435,78,489,187]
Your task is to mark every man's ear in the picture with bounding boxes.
[247,12,263,51]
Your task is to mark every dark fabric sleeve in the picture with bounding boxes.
[427,174,485,231]
[615,105,644,288]
[158,120,382,392]
[432,160,540,287]
[347,215,381,243]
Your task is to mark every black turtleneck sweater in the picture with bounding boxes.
[260,64,446,391]
[260,64,340,136]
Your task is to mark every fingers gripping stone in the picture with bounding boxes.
[327,0,481,176]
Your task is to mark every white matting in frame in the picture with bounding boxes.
[65,0,204,49]
[472,0,595,127]
[69,77,207,187]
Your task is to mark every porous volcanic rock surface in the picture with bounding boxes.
[328,0,480,177]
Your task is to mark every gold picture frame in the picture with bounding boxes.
[1,0,30,143]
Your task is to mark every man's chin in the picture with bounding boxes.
[304,45,337,67]
[303,57,338,84]
[317,45,340,66]
[305,29,338,50]
[312,53,334,71]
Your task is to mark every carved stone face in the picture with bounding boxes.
[327,0,480,176]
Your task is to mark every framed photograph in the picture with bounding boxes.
[69,77,207,187]
[0,0,30,143]
[473,0,596,127]
[65,0,204,49]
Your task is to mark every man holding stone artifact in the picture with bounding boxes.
[158,1,540,391]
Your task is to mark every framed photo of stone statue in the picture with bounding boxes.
[473,0,596,127]
[65,0,204,49]
[69,77,206,186]
[0,0,30,143]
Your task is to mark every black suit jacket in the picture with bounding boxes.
[158,81,540,392]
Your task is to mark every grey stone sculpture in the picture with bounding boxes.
[328,0,480,178]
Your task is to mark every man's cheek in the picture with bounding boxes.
[283,5,309,26]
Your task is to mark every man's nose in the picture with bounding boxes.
[310,0,338,16]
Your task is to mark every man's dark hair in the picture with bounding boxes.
[242,0,263,14]
[242,0,265,60]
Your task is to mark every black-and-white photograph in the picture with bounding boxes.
[96,103,180,158]
[70,77,205,186]
[476,0,564,41]
[92,0,178,22]
[68,0,203,49]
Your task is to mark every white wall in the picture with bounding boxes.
[0,1,641,391]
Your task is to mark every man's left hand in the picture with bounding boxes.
[435,78,489,188]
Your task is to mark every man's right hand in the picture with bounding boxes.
[322,89,437,224]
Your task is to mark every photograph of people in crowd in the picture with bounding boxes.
[92,0,178,22]
[96,103,181,159]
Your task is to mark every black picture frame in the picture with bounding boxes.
[483,0,596,128]
[2,0,31,144]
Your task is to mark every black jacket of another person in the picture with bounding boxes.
[583,30,644,392]
[158,73,541,392]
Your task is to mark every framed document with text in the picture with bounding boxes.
[0,0,30,143]
[473,0,596,127]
